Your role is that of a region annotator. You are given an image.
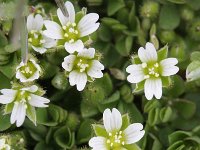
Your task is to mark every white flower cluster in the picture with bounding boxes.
[0,138,10,150]
[42,1,104,91]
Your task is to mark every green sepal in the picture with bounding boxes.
[54,125,75,149]
[162,76,172,87]
[4,102,14,114]
[75,11,84,24]
[133,81,145,94]
[120,114,130,131]
[26,105,36,126]
[123,144,142,150]
[131,55,142,64]
[157,45,168,61]
[92,124,108,137]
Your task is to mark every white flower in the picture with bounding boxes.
[0,85,50,127]
[27,14,56,54]
[0,138,10,150]
[16,58,42,83]
[89,108,145,150]
[62,40,104,91]
[43,1,99,49]
[126,42,179,100]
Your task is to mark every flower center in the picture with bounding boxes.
[28,30,44,47]
[75,58,89,73]
[19,61,37,78]
[15,90,31,109]
[142,62,160,79]
[62,22,79,43]
[106,131,125,149]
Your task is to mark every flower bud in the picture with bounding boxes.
[51,72,69,90]
[180,6,194,21]
[159,30,176,44]
[188,19,200,41]
[66,112,80,131]
[140,1,159,19]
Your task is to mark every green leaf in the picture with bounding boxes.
[157,45,168,61]
[34,141,54,150]
[168,131,191,144]
[77,119,94,144]
[148,108,160,126]
[159,106,173,123]
[0,113,11,131]
[0,53,17,79]
[191,51,200,61]
[118,102,144,123]
[107,0,125,16]
[98,24,111,42]
[54,125,75,149]
[81,100,99,118]
[159,5,180,30]
[144,100,161,113]
[101,17,120,26]
[163,75,185,98]
[167,0,186,4]
[173,99,196,119]
[92,124,108,137]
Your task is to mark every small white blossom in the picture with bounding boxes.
[0,85,50,127]
[43,1,99,50]
[0,138,10,150]
[126,42,179,100]
[16,58,42,83]
[27,14,56,54]
[89,108,145,150]
[62,40,104,91]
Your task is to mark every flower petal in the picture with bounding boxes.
[89,137,107,150]
[126,64,145,83]
[62,55,76,72]
[69,71,87,91]
[1,89,17,96]
[43,36,56,48]
[43,21,63,39]
[103,108,122,133]
[160,58,179,76]
[21,85,38,93]
[10,102,19,124]
[57,8,69,26]
[29,94,50,107]
[16,103,26,127]
[124,123,145,144]
[27,14,43,31]
[0,94,16,104]
[87,60,104,78]
[144,78,162,100]
[32,46,47,54]
[138,42,157,63]
[78,13,100,37]
[65,1,75,23]
[64,40,84,53]
[78,48,95,59]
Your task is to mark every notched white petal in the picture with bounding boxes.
[62,55,76,72]
[124,123,145,144]
[64,40,84,53]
